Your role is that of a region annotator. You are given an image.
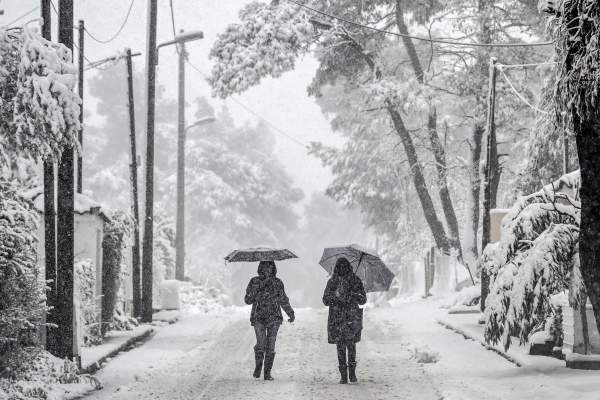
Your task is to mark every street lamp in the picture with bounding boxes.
[175,116,216,281]
[157,29,205,281]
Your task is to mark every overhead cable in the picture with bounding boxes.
[83,0,135,44]
[185,60,309,149]
[497,66,549,114]
[6,6,41,27]
[289,0,553,48]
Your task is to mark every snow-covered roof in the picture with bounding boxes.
[20,186,111,222]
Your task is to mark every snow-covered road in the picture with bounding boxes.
[85,301,600,400]
[90,308,441,400]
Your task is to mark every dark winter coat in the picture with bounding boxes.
[244,262,294,326]
[323,261,367,344]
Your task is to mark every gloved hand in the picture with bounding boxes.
[288,315,295,323]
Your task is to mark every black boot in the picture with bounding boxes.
[253,350,264,378]
[264,352,275,381]
[348,362,357,383]
[338,365,348,384]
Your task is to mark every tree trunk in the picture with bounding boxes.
[395,0,464,258]
[387,104,450,253]
[465,123,484,274]
[574,112,600,336]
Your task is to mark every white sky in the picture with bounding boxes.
[3,0,343,214]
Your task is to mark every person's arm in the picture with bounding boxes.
[244,278,260,305]
[276,279,295,322]
[322,279,339,307]
[353,277,367,306]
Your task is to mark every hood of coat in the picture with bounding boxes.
[333,257,352,277]
[257,260,277,278]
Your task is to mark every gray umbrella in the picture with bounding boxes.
[319,244,395,293]
[224,246,298,262]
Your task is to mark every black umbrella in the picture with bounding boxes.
[224,246,298,262]
[319,244,395,293]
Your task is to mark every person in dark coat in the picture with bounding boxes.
[323,257,367,384]
[244,260,295,381]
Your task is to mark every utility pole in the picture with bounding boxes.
[156,30,204,282]
[175,34,186,281]
[141,0,158,323]
[55,0,75,360]
[126,48,142,318]
[77,20,83,194]
[41,0,57,356]
[480,57,497,313]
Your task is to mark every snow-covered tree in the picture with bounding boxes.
[484,171,581,349]
[544,0,600,334]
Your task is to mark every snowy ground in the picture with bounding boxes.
[82,296,600,400]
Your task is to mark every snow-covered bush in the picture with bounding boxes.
[152,212,176,309]
[101,211,135,334]
[483,171,581,350]
[74,259,102,347]
[0,26,80,164]
[0,179,43,380]
[0,352,101,399]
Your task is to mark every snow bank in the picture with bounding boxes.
[408,344,440,364]
[179,282,232,314]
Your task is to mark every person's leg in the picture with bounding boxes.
[347,343,357,382]
[263,322,280,381]
[336,343,348,384]
[253,324,267,378]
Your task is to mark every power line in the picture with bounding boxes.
[6,5,41,27]
[83,0,135,44]
[169,0,177,37]
[185,60,309,149]
[497,66,549,114]
[289,0,553,48]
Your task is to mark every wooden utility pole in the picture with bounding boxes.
[175,36,186,281]
[141,0,158,323]
[480,57,498,313]
[55,0,75,360]
[77,20,83,194]
[41,0,58,356]
[126,48,142,318]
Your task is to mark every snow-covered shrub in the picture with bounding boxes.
[152,212,176,309]
[0,179,43,380]
[0,25,80,164]
[74,259,102,347]
[101,211,134,334]
[0,351,101,399]
[484,171,581,350]
[439,284,481,309]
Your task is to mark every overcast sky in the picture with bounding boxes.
[3,0,343,216]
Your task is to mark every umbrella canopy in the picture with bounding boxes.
[224,246,298,262]
[319,244,395,293]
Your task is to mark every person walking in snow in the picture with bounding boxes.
[323,257,367,384]
[244,260,295,381]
